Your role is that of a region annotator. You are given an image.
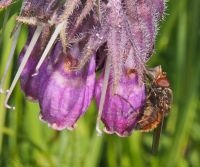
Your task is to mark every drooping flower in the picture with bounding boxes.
[38,42,96,130]
[0,0,167,135]
[95,69,145,136]
[19,27,50,100]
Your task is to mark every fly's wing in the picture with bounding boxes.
[151,112,165,154]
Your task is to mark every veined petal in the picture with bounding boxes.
[95,69,145,137]
[39,42,96,130]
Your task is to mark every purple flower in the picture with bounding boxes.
[19,30,96,130]
[38,42,96,130]
[1,0,166,135]
[19,28,47,101]
[95,69,145,136]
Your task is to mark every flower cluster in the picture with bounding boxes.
[0,0,169,137]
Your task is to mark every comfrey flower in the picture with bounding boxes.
[38,43,96,130]
[0,0,166,136]
[19,30,96,130]
[95,68,145,136]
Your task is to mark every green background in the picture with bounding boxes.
[0,0,200,166]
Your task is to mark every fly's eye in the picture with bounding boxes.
[156,77,170,87]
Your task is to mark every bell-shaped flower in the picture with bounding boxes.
[95,69,145,136]
[38,42,96,130]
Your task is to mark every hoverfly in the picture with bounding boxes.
[135,65,173,153]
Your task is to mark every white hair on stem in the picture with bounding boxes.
[96,55,111,136]
[4,26,43,109]
[0,24,22,94]
[32,22,65,76]
[0,9,11,93]
[0,0,26,93]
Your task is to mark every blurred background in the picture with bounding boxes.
[0,0,200,166]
